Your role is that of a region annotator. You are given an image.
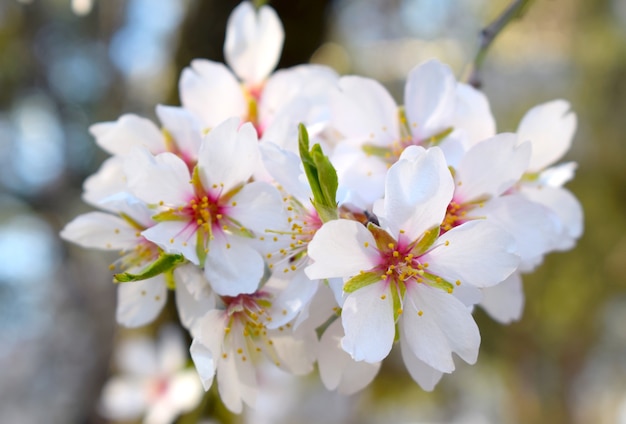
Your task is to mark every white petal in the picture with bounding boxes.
[198,118,260,194]
[341,283,395,363]
[455,134,531,200]
[142,221,200,264]
[124,148,193,206]
[404,59,456,141]
[423,220,519,288]
[266,269,318,329]
[156,105,202,162]
[228,181,285,234]
[259,142,311,201]
[538,161,577,187]
[90,114,164,156]
[403,283,480,372]
[521,185,583,250]
[116,276,167,328]
[318,319,380,394]
[189,339,217,391]
[451,82,496,146]
[60,212,139,250]
[98,376,147,420]
[175,274,216,339]
[82,156,129,209]
[204,235,264,296]
[305,219,379,280]
[517,99,577,172]
[162,370,204,413]
[380,146,454,240]
[224,1,284,84]
[400,335,444,391]
[330,75,399,145]
[270,329,317,375]
[480,272,525,324]
[217,334,257,413]
[475,194,560,264]
[179,59,246,128]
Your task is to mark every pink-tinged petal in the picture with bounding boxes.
[224,1,283,85]
[404,59,456,141]
[399,334,443,391]
[124,148,193,206]
[270,329,317,375]
[330,76,399,145]
[517,99,577,172]
[82,156,128,209]
[156,105,202,161]
[480,272,525,324]
[228,181,285,234]
[475,194,560,265]
[204,235,264,296]
[198,119,260,194]
[403,284,480,372]
[341,283,394,363]
[380,146,454,240]
[451,82,496,146]
[423,220,519,288]
[90,114,164,156]
[305,219,379,280]
[179,60,246,128]
[455,134,531,200]
[60,212,139,250]
[98,376,147,421]
[318,319,381,394]
[189,339,217,391]
[142,221,200,264]
[521,185,583,250]
[116,276,167,328]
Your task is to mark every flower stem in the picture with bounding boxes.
[466,0,534,88]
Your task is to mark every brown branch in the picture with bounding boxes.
[467,0,534,89]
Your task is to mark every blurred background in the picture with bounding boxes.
[1,0,625,422]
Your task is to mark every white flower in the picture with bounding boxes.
[306,146,519,388]
[123,118,285,296]
[99,326,204,424]
[189,285,317,413]
[179,2,337,149]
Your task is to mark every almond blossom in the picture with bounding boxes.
[306,146,519,388]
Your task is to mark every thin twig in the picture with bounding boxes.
[466,0,534,89]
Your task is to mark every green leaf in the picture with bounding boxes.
[298,123,338,222]
[344,271,380,293]
[114,253,186,283]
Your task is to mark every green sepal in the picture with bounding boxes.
[298,123,338,223]
[362,143,393,159]
[114,253,186,283]
[191,166,207,198]
[367,222,396,251]
[196,230,208,267]
[412,225,441,255]
[424,273,454,293]
[521,171,540,183]
[391,284,403,323]
[152,209,188,222]
[426,127,454,146]
[119,213,146,231]
[344,271,380,293]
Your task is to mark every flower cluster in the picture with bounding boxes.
[61,0,583,416]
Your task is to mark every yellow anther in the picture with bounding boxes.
[226,243,231,249]
[237,348,243,354]
[222,353,228,358]
[387,243,395,249]
[231,201,237,206]
[455,280,461,286]
[397,308,403,315]
[364,241,369,248]
[444,240,450,246]
[159,201,164,206]
[418,310,423,316]
[447,288,453,293]
[169,238,174,244]
[108,264,115,270]
[393,251,400,257]
[380,294,387,300]
[225,327,231,334]
[242,356,247,361]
